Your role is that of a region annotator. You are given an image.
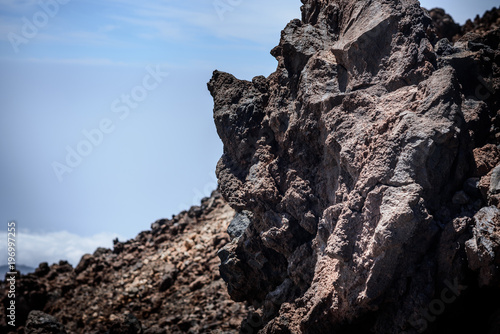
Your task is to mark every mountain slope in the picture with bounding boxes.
[0,192,246,333]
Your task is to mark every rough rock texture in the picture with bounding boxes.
[209,1,500,333]
[2,3,500,334]
[0,192,247,334]
[24,310,67,334]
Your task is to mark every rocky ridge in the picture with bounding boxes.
[209,1,500,333]
[1,192,246,333]
[428,6,500,42]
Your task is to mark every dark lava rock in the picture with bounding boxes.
[227,211,252,240]
[25,310,67,334]
[108,313,142,334]
[209,0,500,333]
[490,165,500,195]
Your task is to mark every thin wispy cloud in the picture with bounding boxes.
[0,0,301,62]
[113,1,301,44]
[107,14,185,40]
[100,24,119,33]
[0,0,39,12]
[56,30,136,47]
[22,57,138,66]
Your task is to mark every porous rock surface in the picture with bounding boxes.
[209,1,500,333]
[0,192,247,333]
[24,310,67,334]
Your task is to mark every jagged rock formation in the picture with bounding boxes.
[209,1,500,333]
[0,192,247,333]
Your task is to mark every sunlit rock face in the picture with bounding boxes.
[210,1,500,333]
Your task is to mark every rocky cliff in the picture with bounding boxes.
[209,1,500,333]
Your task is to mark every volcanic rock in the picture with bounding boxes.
[25,310,67,334]
[0,192,246,333]
[465,206,500,287]
[2,2,500,334]
[209,0,500,333]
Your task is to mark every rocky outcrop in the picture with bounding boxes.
[0,192,247,333]
[209,1,500,333]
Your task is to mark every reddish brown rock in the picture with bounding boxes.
[0,192,246,334]
[209,0,500,333]
[473,144,500,177]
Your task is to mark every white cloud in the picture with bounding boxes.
[0,230,124,268]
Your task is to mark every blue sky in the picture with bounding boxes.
[0,0,497,268]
